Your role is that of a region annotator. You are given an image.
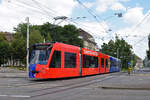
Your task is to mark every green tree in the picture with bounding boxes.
[14,23,27,37]
[101,40,115,56]
[60,25,83,47]
[40,22,52,38]
[101,35,136,69]
[12,23,83,65]
[45,33,52,42]
[29,29,44,47]
[0,33,10,66]
[29,29,44,54]
[11,33,26,64]
[147,35,150,60]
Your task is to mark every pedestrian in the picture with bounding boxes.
[128,66,132,75]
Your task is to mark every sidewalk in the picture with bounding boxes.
[0,67,27,78]
[98,72,150,90]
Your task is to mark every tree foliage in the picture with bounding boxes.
[29,29,44,47]
[11,33,26,61]
[0,32,10,66]
[101,36,136,69]
[14,22,83,47]
[6,22,83,66]
[147,35,150,60]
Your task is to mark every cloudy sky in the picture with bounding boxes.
[0,0,150,59]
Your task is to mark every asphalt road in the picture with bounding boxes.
[0,68,150,100]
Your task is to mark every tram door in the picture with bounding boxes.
[100,53,105,74]
[49,45,80,78]
[105,56,109,73]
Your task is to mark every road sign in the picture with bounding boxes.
[128,62,131,65]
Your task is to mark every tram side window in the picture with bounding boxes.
[49,51,61,68]
[110,60,113,67]
[64,52,76,68]
[83,55,98,68]
[114,60,117,67]
[101,58,104,68]
[105,59,108,68]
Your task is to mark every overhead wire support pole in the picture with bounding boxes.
[26,17,29,78]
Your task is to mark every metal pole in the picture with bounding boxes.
[117,48,119,70]
[117,48,119,59]
[26,17,29,77]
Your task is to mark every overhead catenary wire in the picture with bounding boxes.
[125,10,150,39]
[133,35,148,46]
[133,10,150,31]
[76,0,107,33]
[10,1,52,17]
[7,0,56,21]
[6,0,110,43]
[31,0,56,18]
[66,19,106,42]
[7,0,141,47]
[31,0,66,17]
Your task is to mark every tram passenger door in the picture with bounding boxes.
[105,57,109,73]
[63,51,79,77]
[49,50,63,78]
[100,57,105,74]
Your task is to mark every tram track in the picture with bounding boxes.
[26,72,122,98]
[27,74,110,93]
[1,72,120,89]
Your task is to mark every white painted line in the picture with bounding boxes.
[0,95,7,97]
[0,94,31,98]
[10,95,31,98]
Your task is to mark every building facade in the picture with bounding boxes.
[78,28,99,51]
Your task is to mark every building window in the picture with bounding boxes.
[83,55,98,68]
[49,50,61,68]
[64,52,76,68]
[101,58,104,68]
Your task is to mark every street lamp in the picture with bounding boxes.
[54,16,68,20]
[53,16,68,25]
[114,13,123,18]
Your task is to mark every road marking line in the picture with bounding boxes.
[0,95,7,97]
[0,95,31,98]
[10,95,31,98]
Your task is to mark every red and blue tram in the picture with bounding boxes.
[29,42,121,79]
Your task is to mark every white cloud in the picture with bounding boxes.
[96,0,116,13]
[123,7,144,25]
[111,2,126,11]
[116,8,150,59]
[96,0,127,13]
[119,0,130,2]
[68,20,110,46]
[83,2,94,8]
[0,0,77,32]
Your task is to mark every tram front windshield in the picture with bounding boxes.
[30,45,51,65]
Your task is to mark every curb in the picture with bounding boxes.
[100,86,150,90]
